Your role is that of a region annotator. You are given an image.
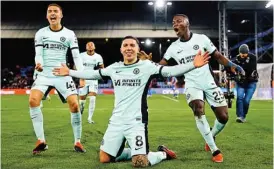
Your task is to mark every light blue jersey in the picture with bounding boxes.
[68,59,196,124]
[34,26,81,77]
[164,33,217,90]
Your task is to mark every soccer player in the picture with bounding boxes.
[53,36,211,167]
[166,76,179,98]
[78,42,104,124]
[29,3,86,154]
[139,14,245,163]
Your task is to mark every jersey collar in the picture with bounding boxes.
[179,32,193,42]
[124,59,140,66]
[49,26,64,32]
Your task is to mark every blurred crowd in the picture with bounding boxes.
[1,65,35,89]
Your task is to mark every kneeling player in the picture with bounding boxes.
[53,36,210,167]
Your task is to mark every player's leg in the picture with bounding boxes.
[87,92,96,123]
[99,123,125,163]
[205,87,228,137]
[87,81,98,123]
[125,123,176,167]
[236,85,245,122]
[29,77,51,154]
[55,76,85,152]
[243,82,257,120]
[78,86,88,115]
[186,88,221,162]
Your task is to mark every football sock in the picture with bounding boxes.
[71,112,82,144]
[30,106,45,142]
[88,96,96,120]
[79,100,86,114]
[195,115,218,153]
[148,151,167,166]
[211,119,226,137]
[115,148,132,162]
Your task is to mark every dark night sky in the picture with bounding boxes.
[1,1,273,69]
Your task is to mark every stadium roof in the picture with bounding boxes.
[1,1,272,39]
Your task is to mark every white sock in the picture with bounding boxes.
[79,100,86,114]
[88,96,96,120]
[211,119,226,137]
[30,106,45,142]
[147,151,166,166]
[195,115,218,153]
[115,148,132,162]
[71,112,82,144]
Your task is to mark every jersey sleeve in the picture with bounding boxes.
[99,62,116,78]
[68,31,79,49]
[34,30,44,65]
[97,55,104,66]
[203,35,216,54]
[163,45,174,61]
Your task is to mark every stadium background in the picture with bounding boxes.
[1,1,273,169]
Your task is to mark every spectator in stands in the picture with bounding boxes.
[233,44,259,123]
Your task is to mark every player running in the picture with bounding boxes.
[139,14,245,163]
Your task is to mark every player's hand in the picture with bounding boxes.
[193,50,210,68]
[137,51,152,60]
[79,79,85,88]
[53,63,69,76]
[35,63,43,72]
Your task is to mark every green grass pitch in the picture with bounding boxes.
[1,95,273,169]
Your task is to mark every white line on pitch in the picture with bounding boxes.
[161,96,179,102]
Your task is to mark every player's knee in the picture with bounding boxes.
[29,97,40,107]
[69,101,79,112]
[218,111,229,124]
[132,155,150,168]
[99,150,112,163]
[191,102,204,117]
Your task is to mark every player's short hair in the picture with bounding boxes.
[122,36,140,46]
[174,14,189,20]
[48,3,63,12]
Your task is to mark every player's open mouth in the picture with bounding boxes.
[50,17,57,21]
[174,28,179,34]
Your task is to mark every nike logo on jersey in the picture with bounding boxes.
[177,49,184,53]
[135,147,143,150]
[42,37,49,40]
[116,71,122,73]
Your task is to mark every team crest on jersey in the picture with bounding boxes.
[193,45,199,50]
[60,37,66,42]
[133,68,140,74]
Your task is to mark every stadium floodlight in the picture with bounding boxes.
[167,39,170,42]
[167,2,172,6]
[148,2,154,6]
[265,0,274,8]
[145,39,152,46]
[227,29,232,33]
[241,20,249,24]
[141,41,145,44]
[156,0,165,8]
